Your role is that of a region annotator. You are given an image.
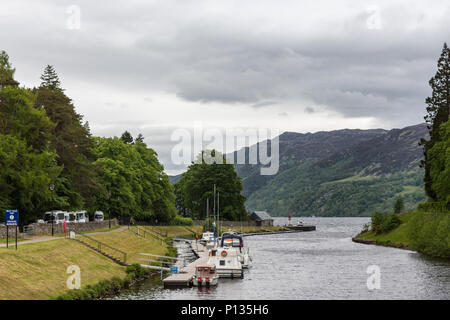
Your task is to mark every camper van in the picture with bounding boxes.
[43,210,66,224]
[75,211,88,223]
[67,212,77,223]
[94,211,104,222]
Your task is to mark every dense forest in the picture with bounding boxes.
[0,51,175,225]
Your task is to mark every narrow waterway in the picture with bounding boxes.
[114,217,450,300]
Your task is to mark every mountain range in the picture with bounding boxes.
[170,123,428,217]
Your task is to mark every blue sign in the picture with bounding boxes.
[170,266,178,274]
[5,209,18,226]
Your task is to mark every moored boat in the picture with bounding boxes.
[193,265,219,287]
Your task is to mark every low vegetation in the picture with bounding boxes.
[0,226,185,300]
[55,264,154,300]
[357,210,450,258]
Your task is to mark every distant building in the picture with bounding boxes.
[248,211,274,226]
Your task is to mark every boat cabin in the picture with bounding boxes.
[220,234,244,248]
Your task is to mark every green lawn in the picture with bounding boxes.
[357,212,415,247]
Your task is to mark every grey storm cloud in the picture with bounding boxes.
[2,0,450,124]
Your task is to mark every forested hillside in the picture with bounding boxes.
[0,51,175,225]
[241,124,428,216]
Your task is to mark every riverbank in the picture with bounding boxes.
[353,211,413,250]
[0,224,283,299]
[353,211,450,259]
[0,226,177,299]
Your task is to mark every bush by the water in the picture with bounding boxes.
[407,211,450,258]
[371,212,401,234]
[55,264,152,300]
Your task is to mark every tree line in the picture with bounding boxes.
[0,51,175,225]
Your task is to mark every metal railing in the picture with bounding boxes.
[138,253,184,271]
[75,232,127,264]
[141,225,168,238]
[129,225,166,244]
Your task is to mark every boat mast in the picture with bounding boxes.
[206,197,209,231]
[213,184,216,239]
[217,191,220,237]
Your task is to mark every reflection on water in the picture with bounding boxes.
[115,217,450,300]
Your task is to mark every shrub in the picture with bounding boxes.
[371,212,384,233]
[55,263,153,300]
[170,215,193,226]
[407,211,450,258]
[371,212,401,234]
[381,214,401,233]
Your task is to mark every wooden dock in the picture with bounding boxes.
[162,228,316,288]
[162,241,209,288]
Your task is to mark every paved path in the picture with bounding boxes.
[0,225,129,248]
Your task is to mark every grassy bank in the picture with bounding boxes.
[355,211,414,248]
[0,224,286,299]
[355,211,450,258]
[0,227,173,300]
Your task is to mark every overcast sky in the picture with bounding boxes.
[1,0,449,174]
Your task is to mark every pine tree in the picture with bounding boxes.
[394,198,404,214]
[135,133,145,143]
[420,43,450,200]
[121,131,134,144]
[40,65,62,90]
[0,51,19,87]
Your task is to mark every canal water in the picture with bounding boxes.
[114,217,450,300]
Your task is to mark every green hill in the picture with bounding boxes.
[239,124,428,216]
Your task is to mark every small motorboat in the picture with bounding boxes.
[207,246,243,279]
[200,231,215,243]
[220,232,251,268]
[200,231,216,249]
[193,265,219,287]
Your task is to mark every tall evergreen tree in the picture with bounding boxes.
[135,133,145,143]
[420,43,450,200]
[35,66,102,209]
[40,65,62,90]
[120,130,134,144]
[0,51,18,87]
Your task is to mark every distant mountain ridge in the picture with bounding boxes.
[239,123,427,216]
[169,124,428,217]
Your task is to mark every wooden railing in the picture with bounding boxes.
[75,232,127,265]
[129,225,166,244]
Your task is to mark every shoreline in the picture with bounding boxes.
[351,236,410,250]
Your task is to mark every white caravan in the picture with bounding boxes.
[94,211,104,222]
[76,211,88,223]
[44,210,66,224]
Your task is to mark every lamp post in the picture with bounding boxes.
[49,183,55,236]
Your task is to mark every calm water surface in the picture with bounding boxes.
[115,217,450,300]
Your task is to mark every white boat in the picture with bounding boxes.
[192,265,219,287]
[221,233,251,269]
[200,231,216,249]
[207,247,243,279]
[200,231,215,243]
